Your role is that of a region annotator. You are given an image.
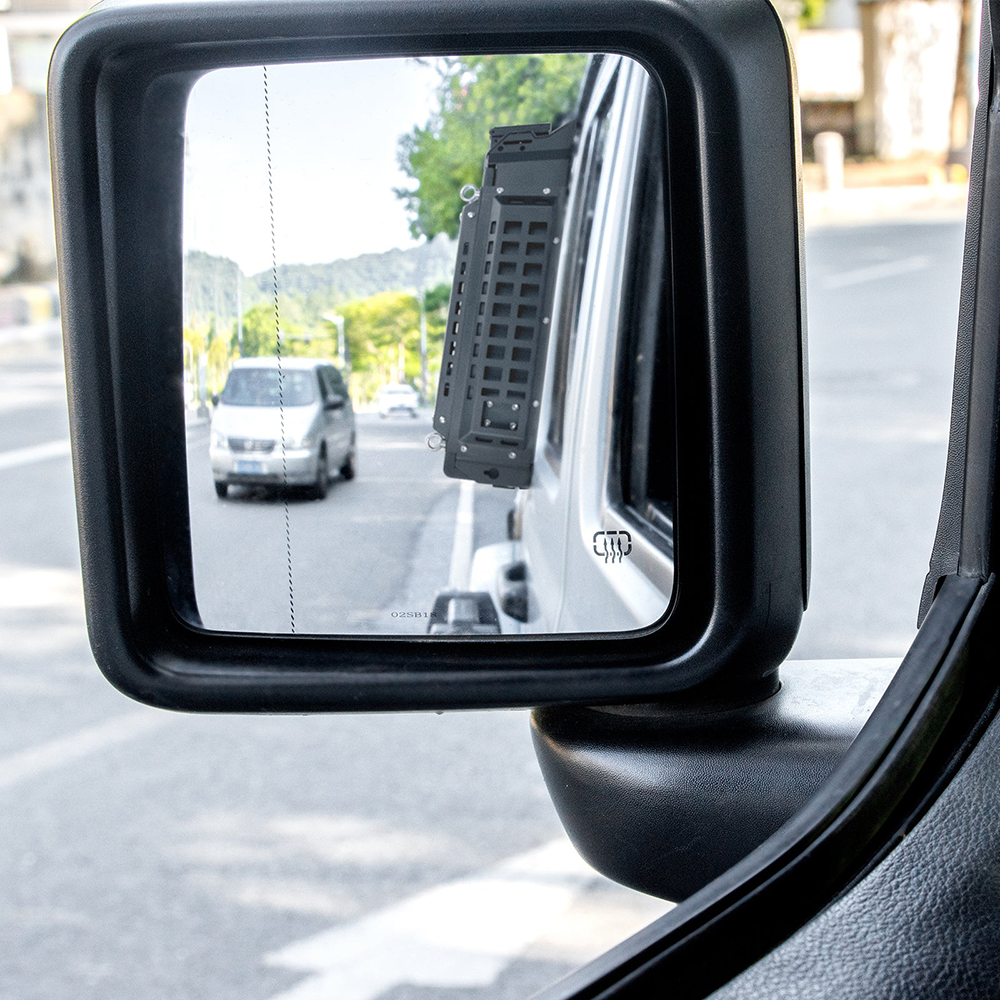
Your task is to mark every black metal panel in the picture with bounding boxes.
[434,122,574,488]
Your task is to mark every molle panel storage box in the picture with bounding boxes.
[432,121,575,489]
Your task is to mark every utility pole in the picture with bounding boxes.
[213,258,221,342]
[322,312,346,370]
[236,269,243,356]
[415,242,429,404]
[419,289,428,404]
[197,353,208,418]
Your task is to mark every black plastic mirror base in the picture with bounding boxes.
[532,657,901,900]
[50,0,807,712]
[529,575,993,999]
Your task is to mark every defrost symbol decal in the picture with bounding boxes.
[593,531,632,563]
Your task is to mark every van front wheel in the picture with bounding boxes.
[311,452,329,500]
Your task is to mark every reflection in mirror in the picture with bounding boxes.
[182,53,674,636]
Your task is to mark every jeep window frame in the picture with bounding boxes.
[608,79,676,560]
[544,59,620,474]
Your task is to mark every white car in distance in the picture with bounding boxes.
[377,383,420,418]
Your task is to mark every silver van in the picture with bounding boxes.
[209,357,356,499]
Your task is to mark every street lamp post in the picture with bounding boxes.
[236,271,243,357]
[322,312,347,371]
[419,289,428,404]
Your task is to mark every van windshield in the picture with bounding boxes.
[221,368,318,406]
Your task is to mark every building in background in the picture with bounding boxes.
[0,0,981,296]
[0,1,82,284]
[790,0,979,166]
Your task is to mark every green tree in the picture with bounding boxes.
[424,281,452,313]
[233,303,275,358]
[335,288,455,405]
[396,54,589,240]
[207,335,233,395]
[422,282,450,401]
[340,291,422,403]
[800,0,825,27]
[232,302,321,359]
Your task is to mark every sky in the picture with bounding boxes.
[183,58,444,275]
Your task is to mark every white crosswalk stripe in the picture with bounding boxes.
[264,839,599,1000]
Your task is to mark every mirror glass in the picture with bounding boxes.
[182,53,674,636]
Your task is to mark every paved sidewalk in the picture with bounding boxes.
[802,157,970,226]
[804,182,969,227]
[0,319,62,360]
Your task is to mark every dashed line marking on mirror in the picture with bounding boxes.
[820,254,931,290]
[0,710,168,791]
[0,439,71,472]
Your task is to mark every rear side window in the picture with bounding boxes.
[613,84,675,552]
[325,367,348,396]
[546,68,618,468]
[317,366,338,399]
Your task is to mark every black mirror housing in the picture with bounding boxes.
[50,0,807,712]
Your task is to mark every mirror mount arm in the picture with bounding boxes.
[531,657,900,901]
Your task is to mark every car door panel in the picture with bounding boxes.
[710,683,1000,999]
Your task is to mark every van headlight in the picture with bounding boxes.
[210,429,227,449]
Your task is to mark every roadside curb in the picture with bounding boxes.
[804,183,969,227]
[0,319,62,361]
[0,282,63,360]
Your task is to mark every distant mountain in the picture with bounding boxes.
[183,250,263,328]
[251,233,458,302]
[183,235,458,328]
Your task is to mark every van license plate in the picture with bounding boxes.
[236,460,263,474]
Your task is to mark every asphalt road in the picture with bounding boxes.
[186,413,512,635]
[0,215,967,999]
[789,216,965,658]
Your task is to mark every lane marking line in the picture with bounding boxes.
[0,710,167,791]
[447,480,475,591]
[263,838,597,1000]
[0,438,71,472]
[821,254,931,290]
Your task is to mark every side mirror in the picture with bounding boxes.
[211,392,219,407]
[49,0,806,714]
